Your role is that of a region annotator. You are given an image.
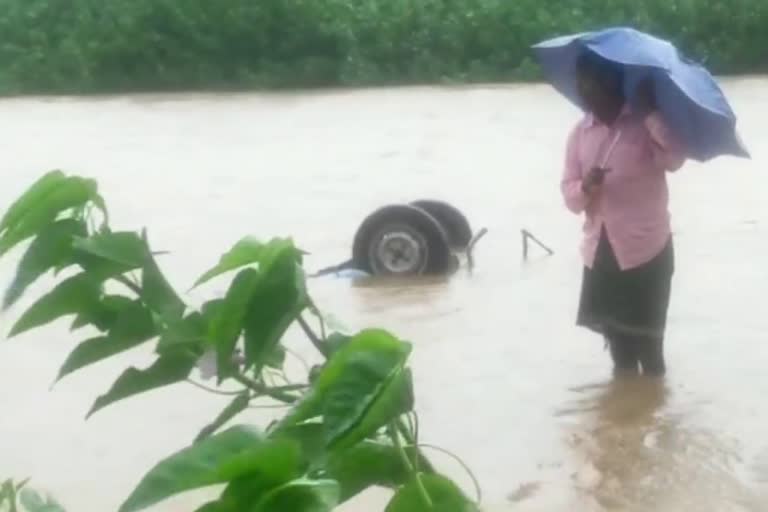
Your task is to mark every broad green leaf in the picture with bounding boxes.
[9,273,102,338]
[70,294,135,332]
[18,488,67,512]
[242,256,306,375]
[265,343,287,370]
[252,478,339,512]
[193,501,232,512]
[0,170,66,233]
[57,300,156,381]
[328,368,415,453]
[270,430,427,503]
[326,441,429,502]
[268,422,326,467]
[325,332,352,355]
[87,351,200,418]
[0,176,99,257]
[119,427,300,512]
[72,231,147,268]
[2,218,86,310]
[195,392,251,442]
[210,268,261,381]
[156,312,206,356]
[385,473,477,512]
[72,250,135,281]
[140,231,185,322]
[216,442,303,506]
[192,237,266,288]
[193,237,302,289]
[276,329,412,435]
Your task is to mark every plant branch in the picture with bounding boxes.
[185,379,248,396]
[396,419,435,474]
[231,373,302,404]
[389,422,433,509]
[113,274,142,296]
[415,443,483,504]
[297,314,329,358]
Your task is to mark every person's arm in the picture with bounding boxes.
[560,124,590,214]
[644,111,687,172]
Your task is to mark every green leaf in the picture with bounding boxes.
[210,268,261,382]
[325,332,352,355]
[70,294,135,332]
[192,501,232,512]
[192,236,266,288]
[2,218,87,310]
[193,237,302,289]
[326,441,418,502]
[327,366,414,453]
[385,473,477,512]
[156,312,206,356]
[265,343,287,370]
[87,351,199,418]
[275,329,412,447]
[268,422,326,467]
[195,392,251,442]
[72,231,147,268]
[18,488,67,512]
[0,170,65,233]
[57,300,156,381]
[242,255,306,375]
[9,273,102,338]
[251,478,339,512]
[0,176,99,257]
[119,426,301,512]
[140,230,185,322]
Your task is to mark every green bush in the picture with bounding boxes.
[0,0,765,94]
[0,170,481,511]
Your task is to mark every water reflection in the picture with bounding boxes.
[562,376,762,511]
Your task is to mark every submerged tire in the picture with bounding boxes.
[351,204,452,276]
[410,199,472,250]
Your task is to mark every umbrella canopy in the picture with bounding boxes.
[531,27,750,161]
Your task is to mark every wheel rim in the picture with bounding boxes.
[368,227,428,275]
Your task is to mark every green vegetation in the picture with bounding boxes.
[0,170,480,511]
[0,0,764,95]
[0,478,65,512]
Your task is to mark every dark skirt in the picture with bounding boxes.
[576,227,674,340]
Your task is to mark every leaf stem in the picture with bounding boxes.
[396,419,435,474]
[185,379,248,396]
[389,422,433,509]
[113,274,142,296]
[231,372,302,404]
[297,314,329,357]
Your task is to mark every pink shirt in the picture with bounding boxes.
[561,106,687,270]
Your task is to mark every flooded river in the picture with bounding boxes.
[0,78,766,511]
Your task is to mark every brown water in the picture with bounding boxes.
[0,79,767,512]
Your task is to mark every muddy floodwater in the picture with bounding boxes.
[0,78,767,512]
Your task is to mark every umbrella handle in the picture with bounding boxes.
[598,130,622,170]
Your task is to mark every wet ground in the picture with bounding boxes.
[0,77,766,511]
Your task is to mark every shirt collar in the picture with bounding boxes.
[585,103,633,128]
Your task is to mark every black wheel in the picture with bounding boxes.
[410,199,472,250]
[351,204,452,276]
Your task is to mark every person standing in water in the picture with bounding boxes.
[561,51,687,377]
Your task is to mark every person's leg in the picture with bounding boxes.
[638,336,666,376]
[606,330,639,376]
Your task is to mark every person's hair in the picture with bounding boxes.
[576,51,624,97]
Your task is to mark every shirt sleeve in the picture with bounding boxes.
[560,122,589,214]
[644,112,687,172]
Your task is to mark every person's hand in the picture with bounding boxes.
[582,166,608,196]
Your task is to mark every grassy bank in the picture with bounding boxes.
[0,0,765,95]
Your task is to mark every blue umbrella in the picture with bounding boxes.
[531,26,750,161]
